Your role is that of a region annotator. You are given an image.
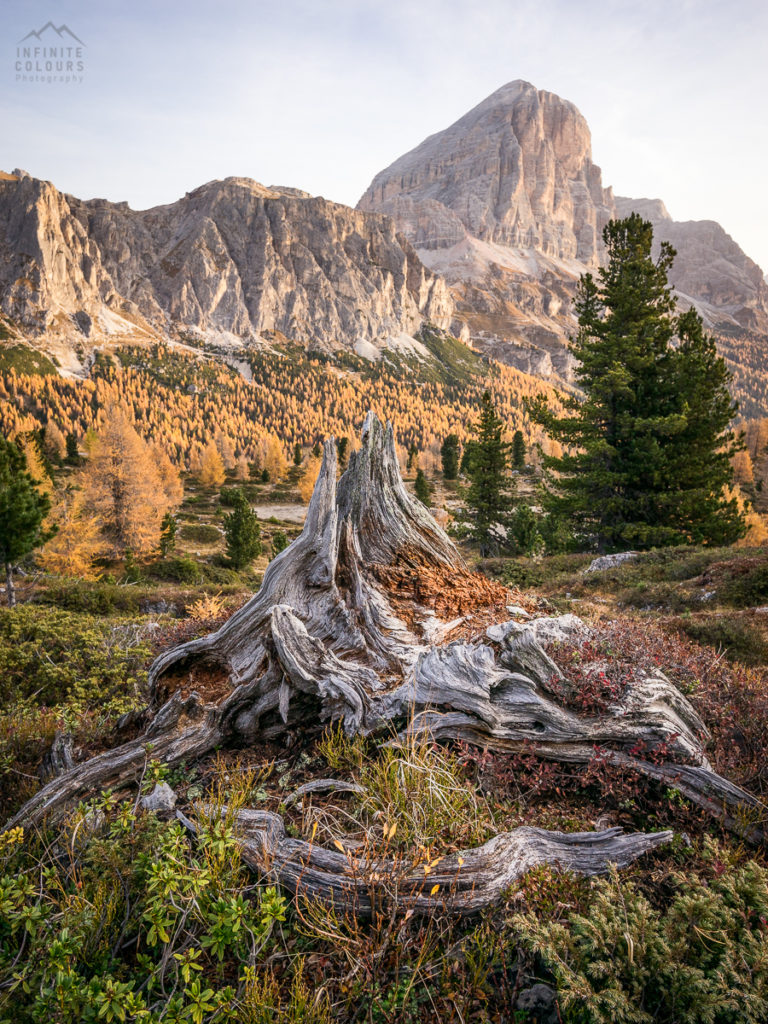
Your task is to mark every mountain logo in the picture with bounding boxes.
[14,22,86,84]
[18,22,85,46]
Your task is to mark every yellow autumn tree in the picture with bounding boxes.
[81,404,179,556]
[198,442,226,488]
[732,449,755,486]
[20,434,55,531]
[44,422,67,463]
[262,435,288,482]
[298,456,322,504]
[214,429,236,470]
[726,485,768,546]
[38,484,105,578]
[153,444,184,506]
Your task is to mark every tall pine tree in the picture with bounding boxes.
[463,391,515,555]
[223,491,262,569]
[441,434,460,479]
[529,214,744,551]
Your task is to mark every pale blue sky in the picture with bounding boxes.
[2,0,767,270]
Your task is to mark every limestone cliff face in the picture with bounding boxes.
[614,196,768,334]
[359,80,614,265]
[359,81,768,381]
[0,171,454,364]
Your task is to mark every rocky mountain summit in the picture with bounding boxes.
[1,81,766,408]
[0,170,453,374]
[359,80,768,383]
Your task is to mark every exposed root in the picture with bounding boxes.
[7,413,767,914]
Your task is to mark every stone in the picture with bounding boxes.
[139,598,180,616]
[584,551,639,574]
[515,982,559,1024]
[528,612,588,644]
[140,782,177,814]
[487,613,586,647]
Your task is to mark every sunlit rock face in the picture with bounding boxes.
[359,81,768,381]
[0,171,454,364]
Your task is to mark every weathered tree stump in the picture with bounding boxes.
[7,413,766,911]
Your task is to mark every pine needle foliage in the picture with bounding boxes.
[512,848,768,1024]
[463,390,516,555]
[529,214,745,552]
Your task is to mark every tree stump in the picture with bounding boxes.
[7,413,766,911]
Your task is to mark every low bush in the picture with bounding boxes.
[0,607,151,815]
[719,559,768,608]
[34,580,149,614]
[0,605,150,707]
[679,613,768,665]
[149,556,204,583]
[0,800,289,1023]
[512,847,768,1023]
[179,523,221,544]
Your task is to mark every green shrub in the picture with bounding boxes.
[199,563,243,585]
[0,605,150,708]
[149,556,204,583]
[679,614,768,665]
[512,849,768,1023]
[0,801,288,1023]
[179,523,221,544]
[271,530,289,556]
[33,580,147,614]
[0,607,150,808]
[502,560,546,589]
[720,561,768,608]
[219,486,245,507]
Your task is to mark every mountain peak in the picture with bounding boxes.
[358,80,609,263]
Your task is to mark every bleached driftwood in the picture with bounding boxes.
[201,806,672,916]
[7,413,766,912]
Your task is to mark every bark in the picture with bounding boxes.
[6,413,766,911]
[5,562,15,609]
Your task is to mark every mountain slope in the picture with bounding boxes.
[0,170,454,375]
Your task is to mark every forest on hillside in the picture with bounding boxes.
[0,333,565,474]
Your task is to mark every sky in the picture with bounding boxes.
[2,0,767,271]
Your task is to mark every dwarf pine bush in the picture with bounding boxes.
[511,847,768,1024]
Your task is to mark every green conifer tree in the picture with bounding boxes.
[463,391,515,555]
[65,432,80,465]
[512,430,526,469]
[0,436,52,606]
[159,512,177,556]
[271,529,289,556]
[441,434,460,479]
[336,437,349,469]
[414,469,432,507]
[223,492,262,569]
[529,214,744,551]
